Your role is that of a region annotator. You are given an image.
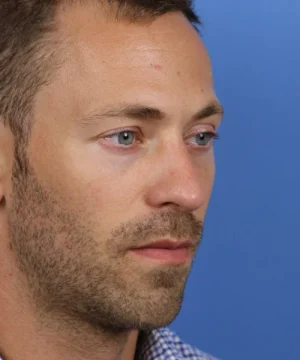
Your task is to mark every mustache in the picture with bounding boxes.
[110,211,204,250]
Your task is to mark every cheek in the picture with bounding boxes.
[77,176,135,220]
[208,157,216,192]
[207,157,216,189]
[197,152,215,201]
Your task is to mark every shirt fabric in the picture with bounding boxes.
[135,327,218,360]
[0,327,218,360]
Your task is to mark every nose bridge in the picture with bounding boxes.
[166,141,188,169]
[167,144,200,194]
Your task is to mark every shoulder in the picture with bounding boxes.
[138,326,220,360]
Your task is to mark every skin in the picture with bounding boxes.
[0,3,223,360]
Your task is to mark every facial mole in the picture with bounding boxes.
[150,63,162,70]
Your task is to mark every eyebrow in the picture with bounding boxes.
[78,101,224,126]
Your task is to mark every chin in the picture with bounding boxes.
[135,302,183,331]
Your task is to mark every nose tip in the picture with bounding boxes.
[173,180,205,212]
[146,164,209,213]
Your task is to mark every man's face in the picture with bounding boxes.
[6,4,222,331]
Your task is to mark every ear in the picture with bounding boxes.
[0,120,15,203]
[0,164,4,201]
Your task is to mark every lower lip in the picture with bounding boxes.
[130,247,191,263]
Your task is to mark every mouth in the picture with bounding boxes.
[129,239,193,264]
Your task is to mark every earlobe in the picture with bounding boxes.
[0,121,15,205]
[0,196,5,207]
[0,164,4,201]
[0,165,6,206]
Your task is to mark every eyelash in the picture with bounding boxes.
[102,129,220,151]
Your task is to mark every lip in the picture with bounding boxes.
[133,239,193,250]
[130,239,193,264]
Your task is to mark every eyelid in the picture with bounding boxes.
[103,127,217,141]
[103,124,215,138]
[103,127,140,137]
[186,124,216,136]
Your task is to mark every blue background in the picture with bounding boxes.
[170,1,300,359]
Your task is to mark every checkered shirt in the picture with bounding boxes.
[135,327,219,360]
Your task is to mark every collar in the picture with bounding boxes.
[135,327,217,360]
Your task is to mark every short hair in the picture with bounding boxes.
[0,0,200,162]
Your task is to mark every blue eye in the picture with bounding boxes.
[103,130,220,150]
[190,132,219,147]
[107,131,136,146]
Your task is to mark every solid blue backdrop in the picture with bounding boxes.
[170,1,300,360]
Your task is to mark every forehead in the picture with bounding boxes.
[56,3,212,75]
[34,4,214,128]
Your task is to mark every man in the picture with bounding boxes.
[0,0,223,359]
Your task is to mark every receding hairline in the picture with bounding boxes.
[57,0,200,22]
[0,0,200,158]
[54,0,201,33]
[36,0,201,110]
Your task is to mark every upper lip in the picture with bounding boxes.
[132,239,192,250]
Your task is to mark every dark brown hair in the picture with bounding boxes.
[0,0,200,167]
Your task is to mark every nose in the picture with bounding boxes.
[145,142,213,213]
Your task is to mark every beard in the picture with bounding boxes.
[7,151,203,336]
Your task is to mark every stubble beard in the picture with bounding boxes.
[7,154,202,336]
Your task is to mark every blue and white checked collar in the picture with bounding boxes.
[0,327,218,360]
[135,327,219,360]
